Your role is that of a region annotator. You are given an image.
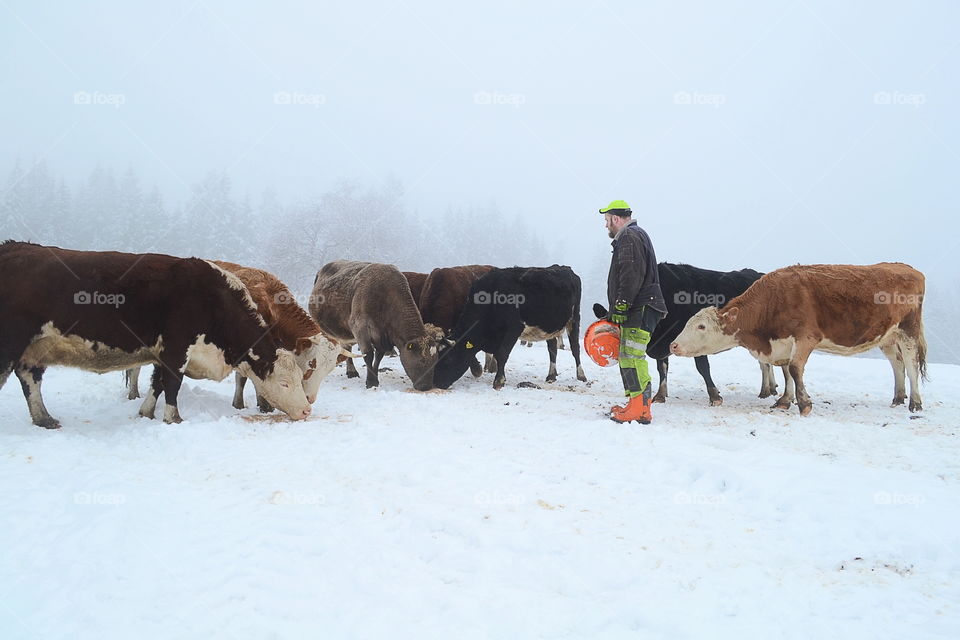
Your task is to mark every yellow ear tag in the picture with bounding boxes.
[465,341,474,349]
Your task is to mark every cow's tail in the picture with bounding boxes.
[917,312,929,382]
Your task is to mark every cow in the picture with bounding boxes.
[0,241,311,428]
[649,262,784,406]
[309,260,442,391]
[402,271,429,306]
[418,264,495,378]
[124,261,351,413]
[433,265,588,390]
[670,263,927,415]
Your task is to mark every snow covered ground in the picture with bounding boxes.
[1,345,958,639]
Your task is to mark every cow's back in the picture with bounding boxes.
[419,264,495,331]
[732,263,924,349]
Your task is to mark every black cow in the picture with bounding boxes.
[641,262,783,405]
[0,241,312,428]
[433,265,588,390]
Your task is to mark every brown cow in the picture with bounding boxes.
[670,263,927,415]
[419,265,495,378]
[402,271,429,306]
[125,261,352,413]
[0,241,311,427]
[309,260,443,391]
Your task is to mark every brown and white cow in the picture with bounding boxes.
[0,241,311,428]
[125,261,352,413]
[670,263,927,415]
[309,260,443,391]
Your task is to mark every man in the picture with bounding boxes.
[600,199,667,424]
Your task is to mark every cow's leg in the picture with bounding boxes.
[125,366,141,400]
[492,329,523,390]
[483,353,497,373]
[652,357,668,403]
[771,365,795,409]
[546,337,559,383]
[345,345,360,379]
[694,356,722,406]
[363,347,387,389]
[758,362,778,398]
[15,364,59,429]
[138,366,163,419]
[899,335,923,412]
[880,341,907,407]
[469,354,483,378]
[566,324,587,382]
[788,343,817,416]
[232,371,247,410]
[158,357,187,424]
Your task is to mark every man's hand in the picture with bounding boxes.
[611,300,629,325]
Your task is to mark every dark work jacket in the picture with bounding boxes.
[607,220,667,322]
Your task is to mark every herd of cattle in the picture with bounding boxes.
[0,240,928,428]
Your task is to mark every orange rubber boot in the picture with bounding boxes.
[610,401,629,416]
[610,394,652,425]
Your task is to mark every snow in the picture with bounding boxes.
[1,346,958,639]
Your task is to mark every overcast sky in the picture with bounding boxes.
[2,0,957,277]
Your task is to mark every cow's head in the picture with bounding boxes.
[432,334,475,390]
[293,334,349,403]
[238,349,312,420]
[397,323,444,391]
[670,306,740,357]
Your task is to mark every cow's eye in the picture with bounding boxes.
[280,381,290,389]
[407,343,415,350]
[697,324,705,330]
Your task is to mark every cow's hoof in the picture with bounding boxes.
[365,381,379,389]
[232,400,245,410]
[758,390,774,399]
[127,392,140,401]
[138,410,156,420]
[346,370,360,379]
[709,397,723,407]
[576,371,587,383]
[469,363,482,378]
[493,378,505,391]
[909,401,922,412]
[651,393,666,404]
[35,417,61,430]
[545,374,557,383]
[771,401,791,411]
[891,397,906,407]
[163,415,184,425]
[798,403,813,416]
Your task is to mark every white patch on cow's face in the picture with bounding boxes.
[182,334,233,382]
[240,349,311,420]
[671,307,739,357]
[21,322,162,372]
[203,260,266,327]
[295,334,341,403]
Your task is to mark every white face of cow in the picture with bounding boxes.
[239,349,311,420]
[295,336,341,404]
[671,307,740,357]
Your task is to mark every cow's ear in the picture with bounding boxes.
[294,337,312,354]
[721,306,739,324]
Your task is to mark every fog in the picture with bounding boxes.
[2,1,958,362]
